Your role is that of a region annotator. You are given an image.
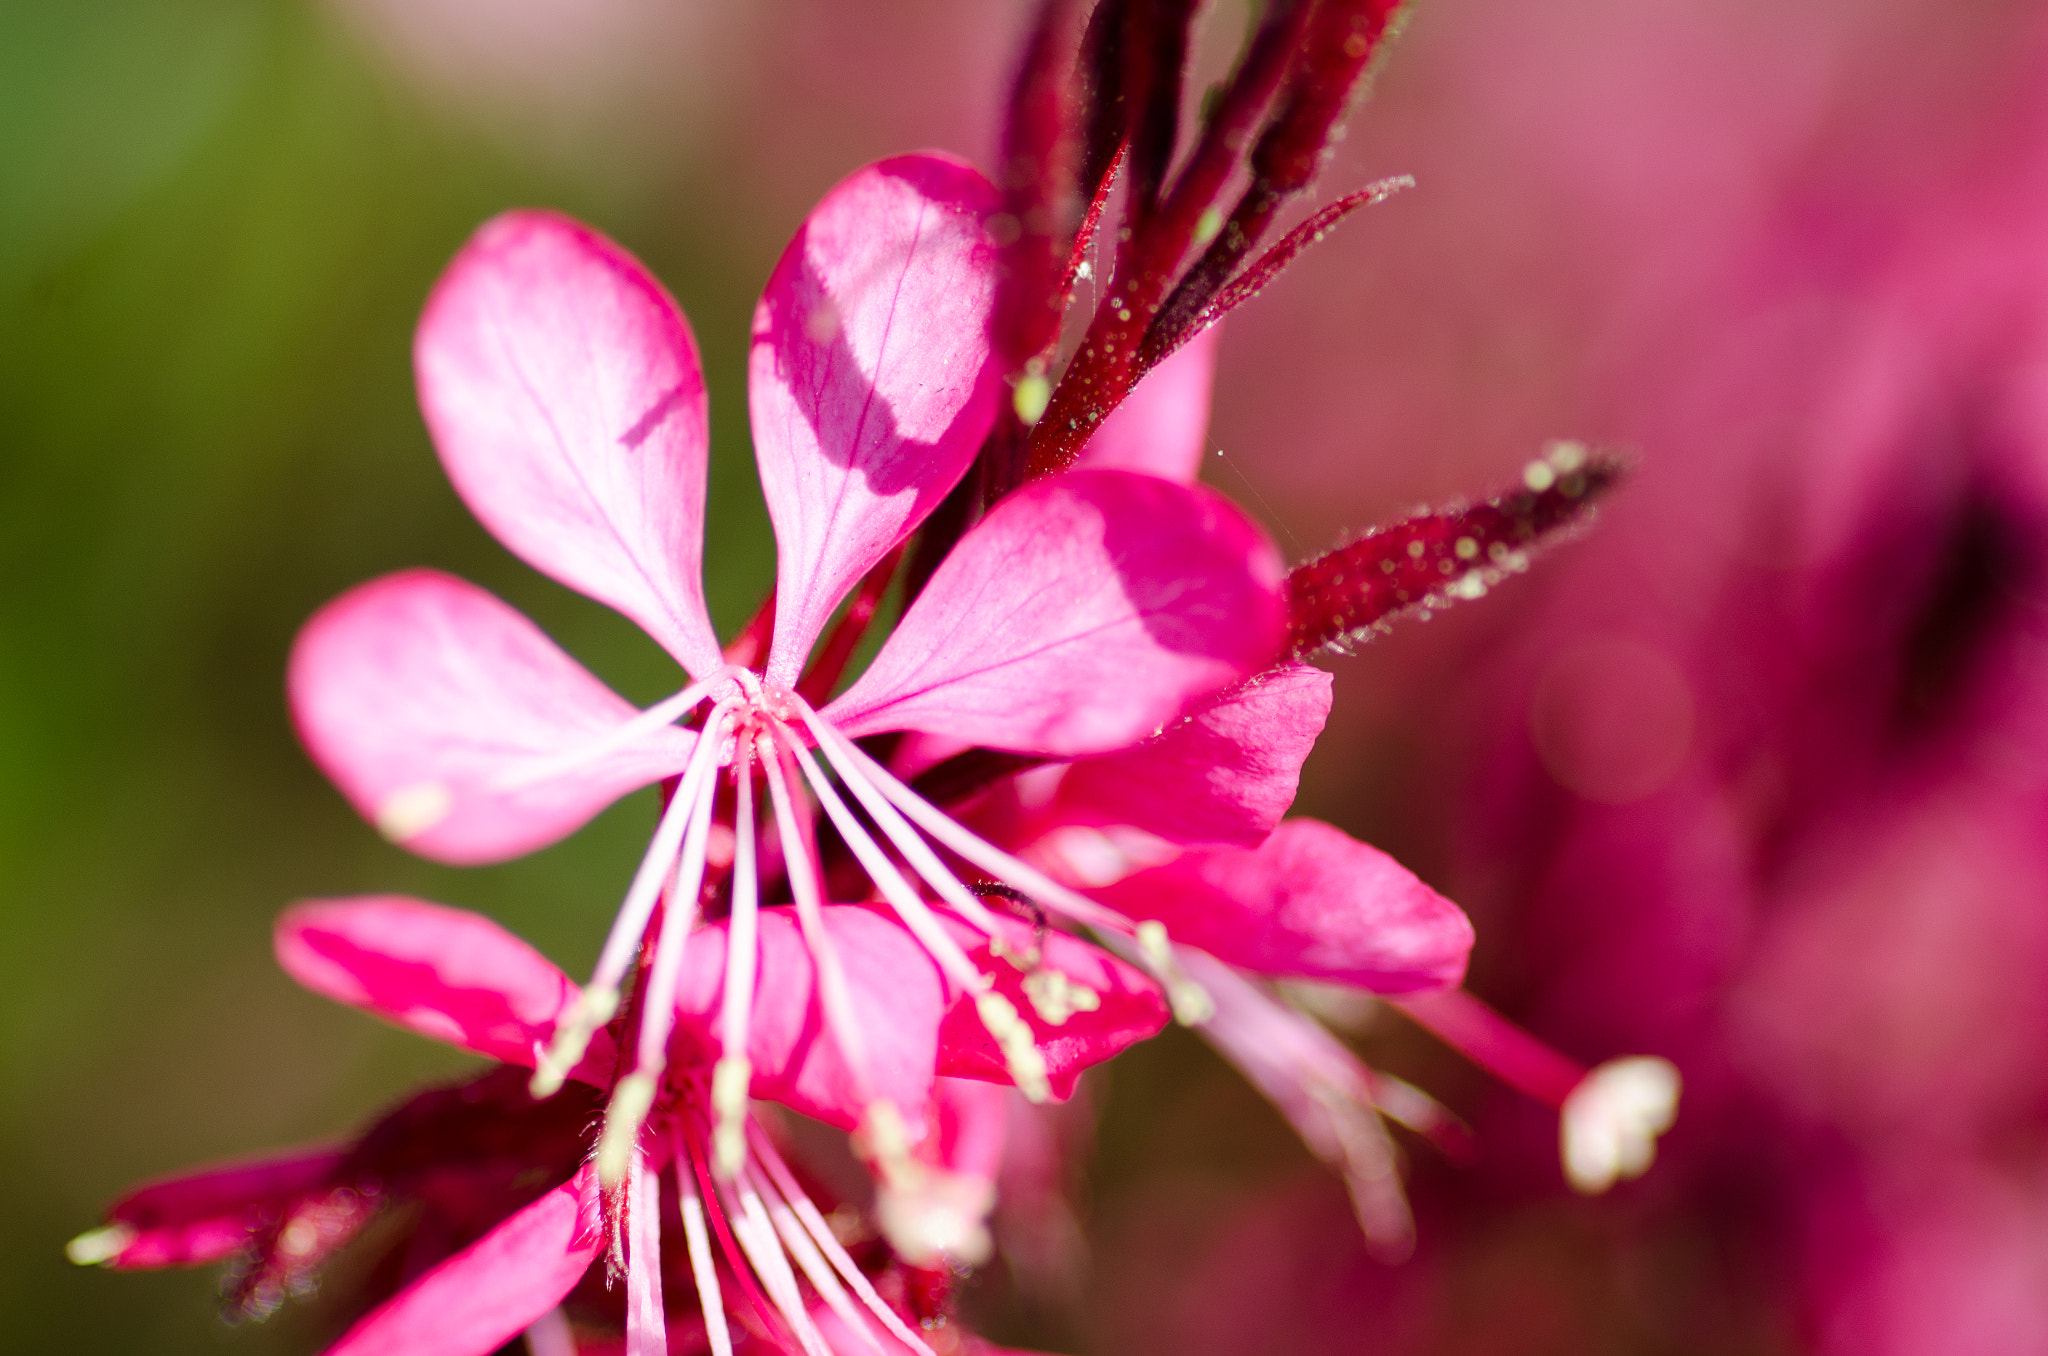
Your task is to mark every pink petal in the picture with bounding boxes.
[826,470,1288,758]
[1072,323,1221,483]
[276,897,618,1083]
[936,917,1171,1100]
[415,210,723,677]
[670,905,949,1131]
[1051,662,1332,848]
[323,1168,600,1356]
[1097,818,1474,992]
[290,570,695,865]
[927,1077,1011,1181]
[100,1146,346,1270]
[751,154,1003,684]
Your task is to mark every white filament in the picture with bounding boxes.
[749,1124,936,1356]
[748,1161,886,1356]
[674,1138,734,1356]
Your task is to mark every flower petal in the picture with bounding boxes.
[1072,323,1221,483]
[323,1168,600,1356]
[1097,818,1474,991]
[670,905,949,1131]
[826,470,1287,758]
[936,916,1170,1099]
[94,1146,346,1270]
[276,897,617,1083]
[1051,662,1332,847]
[290,570,695,865]
[415,210,723,677]
[751,153,1003,684]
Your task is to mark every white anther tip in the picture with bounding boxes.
[66,1223,134,1267]
[877,1170,996,1268]
[374,781,452,842]
[1561,1055,1681,1194]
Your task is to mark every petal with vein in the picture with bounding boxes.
[826,470,1286,758]
[1052,662,1331,847]
[276,896,617,1083]
[752,154,1002,684]
[416,209,723,676]
[1098,818,1474,992]
[290,570,694,865]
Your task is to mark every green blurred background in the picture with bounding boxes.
[0,3,787,1348]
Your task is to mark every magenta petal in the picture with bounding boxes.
[276,897,617,1083]
[751,154,1003,684]
[826,470,1287,758]
[290,570,695,865]
[1053,662,1332,847]
[1098,819,1474,992]
[101,1146,345,1270]
[1072,323,1221,483]
[322,1169,600,1356]
[936,917,1170,1099]
[670,905,948,1130]
[415,210,723,677]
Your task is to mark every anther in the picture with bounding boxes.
[596,1070,660,1192]
[1560,1056,1681,1194]
[710,1054,753,1179]
[65,1223,135,1267]
[374,781,451,842]
[975,990,1051,1102]
[1022,967,1100,1025]
[530,984,620,1098]
[1137,920,1216,1025]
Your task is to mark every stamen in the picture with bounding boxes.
[1022,967,1101,1024]
[528,986,619,1100]
[596,1071,660,1194]
[1560,1056,1681,1194]
[873,1160,997,1269]
[777,727,990,991]
[722,1173,832,1356]
[782,723,1061,1101]
[974,991,1052,1103]
[64,1223,134,1267]
[1136,920,1217,1026]
[1186,948,1415,1260]
[625,1147,666,1356]
[805,726,1222,1021]
[488,669,734,794]
[747,1161,887,1356]
[533,701,734,1098]
[633,726,727,1075]
[760,732,875,1096]
[750,1124,937,1356]
[374,781,453,842]
[791,701,1009,938]
[675,1132,734,1356]
[713,734,761,1179]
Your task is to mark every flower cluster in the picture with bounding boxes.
[71,3,1670,1351]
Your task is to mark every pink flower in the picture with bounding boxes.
[287,151,1288,1209]
[71,896,1079,1356]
